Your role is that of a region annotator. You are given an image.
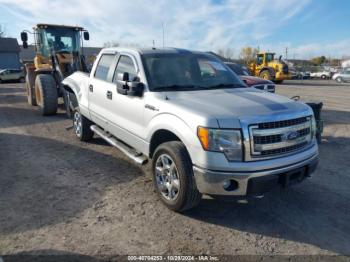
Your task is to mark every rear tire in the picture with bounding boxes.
[26,75,37,106]
[321,75,326,79]
[274,80,283,84]
[73,108,94,141]
[35,74,58,116]
[152,141,202,212]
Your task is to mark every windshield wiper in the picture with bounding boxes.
[152,85,204,91]
[205,83,246,89]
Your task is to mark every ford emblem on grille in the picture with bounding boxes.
[283,131,299,141]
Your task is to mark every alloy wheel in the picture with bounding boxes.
[155,154,180,201]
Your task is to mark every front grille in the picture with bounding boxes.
[249,117,312,159]
[258,117,307,129]
[261,142,308,156]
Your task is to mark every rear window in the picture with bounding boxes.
[94,54,114,81]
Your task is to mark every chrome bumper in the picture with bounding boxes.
[193,153,319,196]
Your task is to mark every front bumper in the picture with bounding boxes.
[193,153,318,196]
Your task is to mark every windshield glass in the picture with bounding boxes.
[39,27,81,57]
[266,53,275,62]
[142,53,245,91]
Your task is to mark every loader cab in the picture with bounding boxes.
[257,53,275,66]
[35,25,84,58]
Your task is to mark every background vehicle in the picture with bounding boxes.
[225,62,275,93]
[20,24,90,116]
[248,52,291,84]
[294,71,311,79]
[63,48,318,212]
[0,69,25,83]
[310,70,331,79]
[332,68,350,83]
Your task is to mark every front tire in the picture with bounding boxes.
[321,75,326,79]
[260,70,272,81]
[336,77,343,83]
[73,108,94,141]
[152,141,202,212]
[35,74,58,116]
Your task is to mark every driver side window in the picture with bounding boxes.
[113,55,138,83]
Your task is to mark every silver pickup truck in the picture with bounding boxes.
[63,47,319,212]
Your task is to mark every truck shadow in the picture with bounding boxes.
[185,136,350,255]
[0,133,144,235]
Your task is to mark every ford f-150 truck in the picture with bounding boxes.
[62,48,319,212]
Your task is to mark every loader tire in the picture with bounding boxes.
[260,70,272,81]
[26,75,37,106]
[35,74,58,116]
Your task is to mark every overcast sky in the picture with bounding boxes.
[0,0,349,59]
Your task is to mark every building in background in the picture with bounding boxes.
[0,38,22,70]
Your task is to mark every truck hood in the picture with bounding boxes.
[164,88,312,128]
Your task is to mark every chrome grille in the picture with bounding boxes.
[249,117,312,158]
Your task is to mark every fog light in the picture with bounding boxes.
[223,180,231,189]
[222,180,239,191]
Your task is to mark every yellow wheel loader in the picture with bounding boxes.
[21,24,89,116]
[248,52,291,84]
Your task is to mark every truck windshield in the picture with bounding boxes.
[39,27,81,57]
[142,53,245,91]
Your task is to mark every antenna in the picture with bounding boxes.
[152,40,156,49]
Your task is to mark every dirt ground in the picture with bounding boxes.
[0,79,350,258]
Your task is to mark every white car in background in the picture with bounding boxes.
[310,71,331,79]
[332,68,350,83]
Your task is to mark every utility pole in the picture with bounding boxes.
[285,47,288,60]
[162,22,165,48]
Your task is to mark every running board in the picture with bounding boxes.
[90,125,148,165]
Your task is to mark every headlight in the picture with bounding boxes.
[197,127,242,161]
[311,115,317,138]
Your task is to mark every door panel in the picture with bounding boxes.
[106,55,146,150]
[88,54,115,130]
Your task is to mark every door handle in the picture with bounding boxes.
[106,91,113,100]
[89,85,93,92]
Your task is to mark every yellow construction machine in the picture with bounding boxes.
[248,52,291,84]
[21,24,89,116]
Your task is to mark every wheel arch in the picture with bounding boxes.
[146,114,200,162]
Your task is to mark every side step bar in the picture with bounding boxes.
[90,125,148,165]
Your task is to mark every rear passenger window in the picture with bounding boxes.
[94,54,114,81]
[113,56,138,83]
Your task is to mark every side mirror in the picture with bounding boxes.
[116,72,144,96]
[83,31,90,41]
[21,32,28,42]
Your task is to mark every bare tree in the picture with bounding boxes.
[217,48,235,60]
[239,47,258,64]
[0,25,6,38]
